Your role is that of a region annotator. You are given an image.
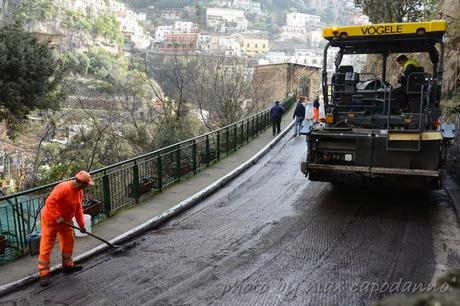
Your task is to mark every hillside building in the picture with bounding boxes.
[242,37,269,57]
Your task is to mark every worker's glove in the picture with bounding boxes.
[79,227,87,234]
[56,217,64,224]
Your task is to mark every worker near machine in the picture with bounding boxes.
[38,170,94,287]
[393,54,423,112]
[293,99,306,137]
[313,95,320,123]
[270,101,285,136]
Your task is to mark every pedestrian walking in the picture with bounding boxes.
[270,101,284,135]
[38,170,94,287]
[313,95,320,123]
[293,99,306,137]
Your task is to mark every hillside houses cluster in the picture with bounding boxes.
[0,0,370,63]
[44,0,368,64]
[107,0,150,49]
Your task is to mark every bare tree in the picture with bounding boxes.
[141,51,201,147]
[107,71,166,155]
[146,51,196,122]
[190,55,269,130]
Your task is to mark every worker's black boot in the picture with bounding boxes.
[62,264,83,274]
[40,275,50,287]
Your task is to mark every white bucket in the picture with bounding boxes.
[72,214,92,237]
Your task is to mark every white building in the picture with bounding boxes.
[232,0,262,15]
[206,8,248,32]
[307,30,323,48]
[174,21,199,33]
[352,14,370,25]
[265,52,290,64]
[197,34,211,51]
[286,12,321,28]
[155,25,174,42]
[221,37,242,57]
[279,25,308,42]
[292,49,322,66]
[160,10,182,21]
[209,0,232,8]
[262,50,323,67]
[67,0,108,17]
[209,35,242,57]
[117,10,150,49]
[109,0,126,12]
[137,12,147,21]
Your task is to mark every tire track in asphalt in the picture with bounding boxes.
[0,134,452,306]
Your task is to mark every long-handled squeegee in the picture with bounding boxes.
[62,220,128,255]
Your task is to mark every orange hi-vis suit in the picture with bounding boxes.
[38,181,85,277]
[313,107,319,123]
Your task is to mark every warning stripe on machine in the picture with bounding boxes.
[388,131,442,141]
[307,164,440,177]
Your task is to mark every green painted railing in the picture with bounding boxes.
[0,96,295,263]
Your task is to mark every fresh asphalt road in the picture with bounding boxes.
[1,133,458,306]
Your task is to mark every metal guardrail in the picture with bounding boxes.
[0,96,295,263]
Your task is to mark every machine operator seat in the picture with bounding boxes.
[332,65,354,92]
[332,66,357,105]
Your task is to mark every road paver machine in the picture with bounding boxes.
[301,21,454,188]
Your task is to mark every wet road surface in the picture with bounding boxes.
[1,133,458,305]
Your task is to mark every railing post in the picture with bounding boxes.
[132,162,140,201]
[13,199,25,253]
[259,114,262,132]
[240,123,244,148]
[192,140,197,174]
[256,114,260,135]
[216,133,220,161]
[157,155,163,192]
[251,117,255,138]
[19,202,29,250]
[233,125,237,151]
[102,173,111,217]
[246,120,250,143]
[206,135,211,165]
[176,146,181,181]
[225,128,229,155]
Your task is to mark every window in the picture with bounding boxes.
[263,44,266,48]
[255,43,258,48]
[247,43,250,47]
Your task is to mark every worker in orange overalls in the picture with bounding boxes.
[38,170,94,287]
[313,95,320,123]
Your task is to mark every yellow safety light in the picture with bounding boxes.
[332,26,339,37]
[326,114,334,124]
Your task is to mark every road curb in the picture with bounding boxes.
[0,120,295,297]
[442,174,460,221]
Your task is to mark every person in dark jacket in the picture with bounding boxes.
[293,99,306,136]
[270,101,284,135]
